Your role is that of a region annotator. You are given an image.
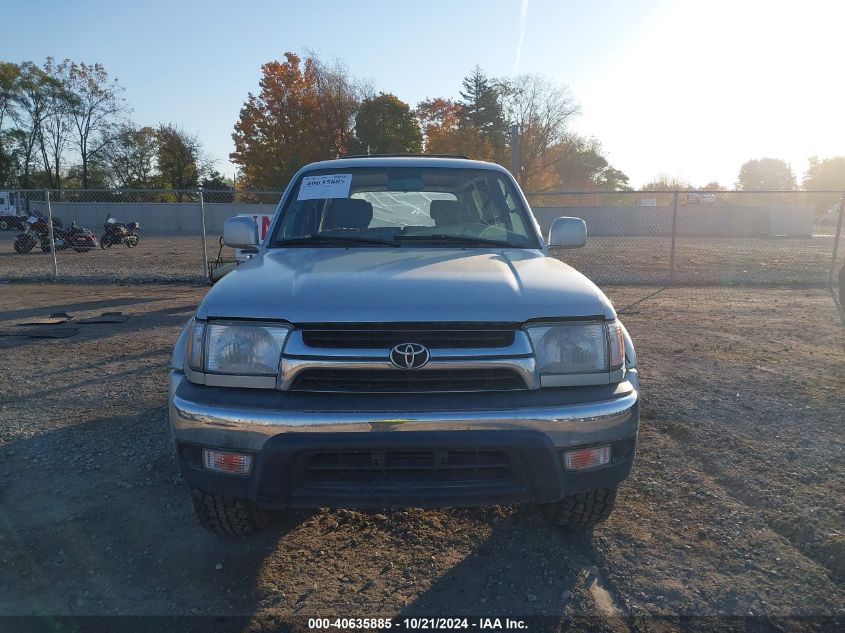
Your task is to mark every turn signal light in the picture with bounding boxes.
[563,445,611,470]
[202,449,253,475]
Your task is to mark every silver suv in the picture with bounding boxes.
[169,156,639,535]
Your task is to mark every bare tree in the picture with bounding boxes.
[310,54,362,157]
[14,62,59,189]
[61,60,127,188]
[500,74,579,189]
[38,57,76,190]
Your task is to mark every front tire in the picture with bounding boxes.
[14,235,35,254]
[547,487,617,530]
[126,234,139,248]
[190,488,272,535]
[0,219,8,231]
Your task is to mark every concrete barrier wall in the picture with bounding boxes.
[27,202,279,236]
[25,200,814,238]
[531,205,814,238]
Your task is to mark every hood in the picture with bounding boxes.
[198,248,616,323]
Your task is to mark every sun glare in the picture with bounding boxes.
[574,0,845,186]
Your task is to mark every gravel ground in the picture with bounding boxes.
[0,282,843,631]
[0,233,840,287]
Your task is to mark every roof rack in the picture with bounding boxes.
[338,153,470,160]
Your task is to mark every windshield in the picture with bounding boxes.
[270,167,540,248]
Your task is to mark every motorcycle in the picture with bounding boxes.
[101,215,141,248]
[13,216,97,254]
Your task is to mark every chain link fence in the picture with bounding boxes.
[0,189,281,282]
[0,188,843,314]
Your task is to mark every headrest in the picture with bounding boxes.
[323,198,373,231]
[429,200,472,226]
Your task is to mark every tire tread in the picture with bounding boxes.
[191,488,271,535]
[549,487,617,530]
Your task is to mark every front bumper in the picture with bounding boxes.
[169,371,639,508]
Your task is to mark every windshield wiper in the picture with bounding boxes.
[394,234,513,247]
[274,235,399,247]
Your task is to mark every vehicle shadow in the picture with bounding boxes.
[0,295,166,322]
[395,507,604,626]
[0,410,308,620]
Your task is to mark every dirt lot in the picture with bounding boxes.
[0,282,843,631]
[0,233,840,288]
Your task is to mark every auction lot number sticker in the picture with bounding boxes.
[297,173,353,200]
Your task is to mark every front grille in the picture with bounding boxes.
[301,328,515,349]
[303,449,513,484]
[289,368,526,392]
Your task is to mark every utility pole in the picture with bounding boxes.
[510,124,521,183]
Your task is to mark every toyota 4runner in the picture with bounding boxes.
[169,156,639,535]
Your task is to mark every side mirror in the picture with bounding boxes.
[548,216,587,248]
[223,216,258,249]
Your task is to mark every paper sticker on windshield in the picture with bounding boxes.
[297,174,352,200]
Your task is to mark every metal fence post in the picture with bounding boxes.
[199,190,209,281]
[669,190,679,283]
[45,190,58,277]
[829,190,845,286]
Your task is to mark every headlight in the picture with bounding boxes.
[195,322,290,376]
[526,322,620,375]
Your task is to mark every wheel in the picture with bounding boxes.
[0,219,8,231]
[190,487,272,535]
[14,235,35,254]
[126,234,139,248]
[546,487,618,530]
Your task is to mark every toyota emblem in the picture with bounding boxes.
[389,343,430,369]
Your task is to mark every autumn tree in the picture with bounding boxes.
[415,98,467,155]
[352,93,422,155]
[737,158,796,191]
[231,52,359,189]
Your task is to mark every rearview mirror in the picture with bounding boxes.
[223,216,258,249]
[548,216,587,248]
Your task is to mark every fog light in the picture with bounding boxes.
[202,449,253,475]
[564,445,611,470]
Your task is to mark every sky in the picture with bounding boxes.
[4,0,843,188]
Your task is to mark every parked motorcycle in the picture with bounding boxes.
[101,215,141,248]
[13,216,97,254]
[60,223,99,252]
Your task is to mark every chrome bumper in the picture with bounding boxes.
[169,370,639,452]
